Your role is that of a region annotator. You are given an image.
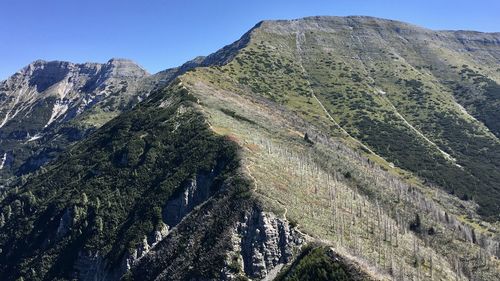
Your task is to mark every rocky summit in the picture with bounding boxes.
[0,59,149,183]
[0,16,499,281]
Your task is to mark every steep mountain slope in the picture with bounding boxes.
[177,16,500,280]
[194,16,500,219]
[0,46,259,188]
[0,59,150,185]
[0,80,305,281]
[0,57,215,187]
[0,16,499,281]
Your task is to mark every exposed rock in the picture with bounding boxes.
[0,58,150,182]
[74,250,117,281]
[0,58,149,129]
[0,152,7,170]
[162,171,219,227]
[73,222,171,281]
[223,208,304,280]
[119,169,225,276]
[122,222,169,272]
[55,208,73,240]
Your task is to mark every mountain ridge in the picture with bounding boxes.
[0,15,499,281]
[261,15,500,34]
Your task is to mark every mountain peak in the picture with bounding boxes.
[257,15,500,36]
[8,58,149,80]
[104,58,149,77]
[255,15,429,36]
[22,60,71,74]
[107,57,136,63]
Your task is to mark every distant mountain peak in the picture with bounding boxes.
[7,59,148,83]
[104,57,149,78]
[0,57,152,177]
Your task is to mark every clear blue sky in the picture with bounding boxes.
[1,0,499,79]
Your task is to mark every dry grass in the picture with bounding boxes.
[180,66,500,280]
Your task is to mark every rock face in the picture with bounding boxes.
[120,170,223,276]
[0,59,148,130]
[122,223,170,272]
[74,251,113,281]
[226,209,303,280]
[121,170,225,274]
[55,208,73,240]
[162,171,219,227]
[0,58,150,183]
[74,223,171,281]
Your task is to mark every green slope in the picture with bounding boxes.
[193,16,500,219]
[0,82,249,280]
[275,246,370,281]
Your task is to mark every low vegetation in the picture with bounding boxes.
[0,82,248,280]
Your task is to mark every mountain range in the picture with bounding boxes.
[0,16,499,281]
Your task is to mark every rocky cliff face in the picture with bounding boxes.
[162,171,220,227]
[71,170,305,281]
[0,59,153,184]
[129,196,304,281]
[223,209,303,280]
[0,59,148,131]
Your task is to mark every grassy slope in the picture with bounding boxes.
[199,17,500,219]
[179,17,500,279]
[291,20,500,219]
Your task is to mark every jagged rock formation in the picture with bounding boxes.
[0,59,149,183]
[162,171,221,227]
[232,209,303,279]
[0,58,148,132]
